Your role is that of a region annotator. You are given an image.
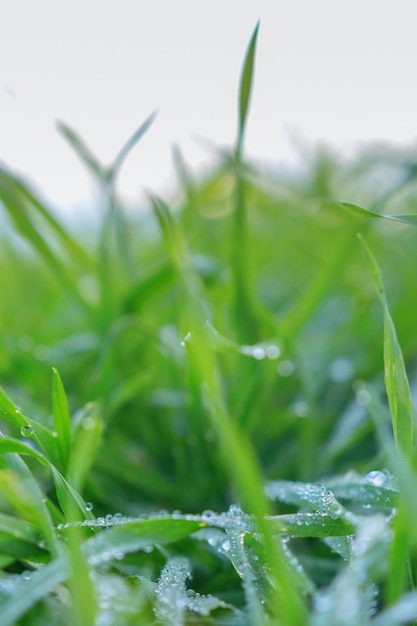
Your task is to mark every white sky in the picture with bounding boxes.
[1,0,417,215]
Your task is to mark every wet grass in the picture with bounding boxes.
[2,24,417,626]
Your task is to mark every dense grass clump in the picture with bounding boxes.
[2,24,417,625]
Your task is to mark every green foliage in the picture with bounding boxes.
[2,23,417,626]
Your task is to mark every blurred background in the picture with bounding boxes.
[1,0,417,218]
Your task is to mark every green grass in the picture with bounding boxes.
[2,24,417,625]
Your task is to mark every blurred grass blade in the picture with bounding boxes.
[0,513,40,544]
[67,404,103,492]
[52,368,72,473]
[10,173,91,267]
[110,110,157,182]
[151,193,307,624]
[0,170,90,313]
[372,590,417,626]
[341,201,417,226]
[238,21,260,154]
[57,121,106,182]
[359,234,413,457]
[0,556,69,626]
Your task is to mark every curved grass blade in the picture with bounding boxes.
[0,385,63,469]
[341,201,417,226]
[358,234,413,457]
[0,454,58,556]
[109,110,157,183]
[0,437,90,521]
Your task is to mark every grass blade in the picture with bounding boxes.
[341,201,417,226]
[57,121,106,182]
[238,22,260,154]
[52,368,72,473]
[110,110,157,183]
[83,518,204,566]
[358,234,413,457]
[0,556,69,626]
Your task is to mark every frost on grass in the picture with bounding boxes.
[154,556,236,626]
[311,516,391,626]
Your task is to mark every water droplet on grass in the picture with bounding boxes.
[294,401,310,417]
[252,346,266,360]
[20,425,34,437]
[330,358,354,382]
[82,416,95,430]
[266,344,280,359]
[365,471,387,487]
[221,539,231,552]
[277,360,295,377]
[85,502,94,512]
[355,388,372,406]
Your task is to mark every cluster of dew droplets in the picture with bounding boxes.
[240,341,281,361]
[224,517,268,620]
[312,515,391,625]
[265,480,347,522]
[154,557,191,626]
[323,468,399,511]
[154,556,238,625]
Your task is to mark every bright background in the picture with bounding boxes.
[1,0,417,215]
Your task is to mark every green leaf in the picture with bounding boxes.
[238,21,260,153]
[52,368,72,473]
[359,234,414,457]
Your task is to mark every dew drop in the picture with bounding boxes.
[356,388,372,406]
[20,425,34,438]
[85,502,94,512]
[365,470,386,487]
[277,360,295,377]
[252,346,266,360]
[82,416,95,430]
[266,344,280,360]
[330,358,354,382]
[294,401,309,418]
[221,539,231,552]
